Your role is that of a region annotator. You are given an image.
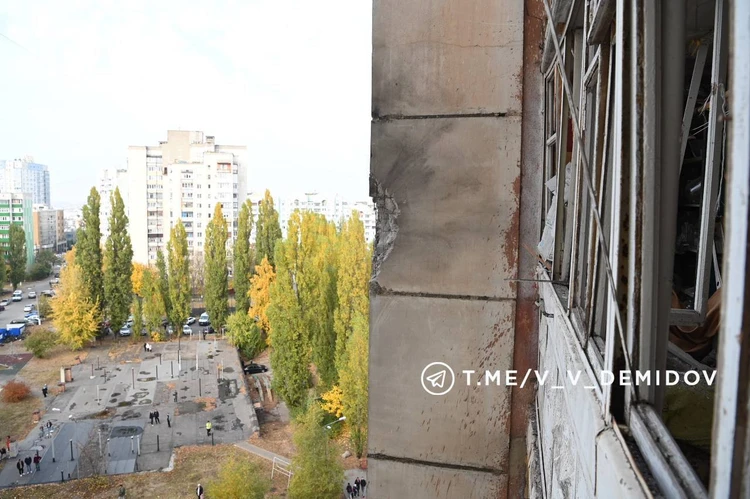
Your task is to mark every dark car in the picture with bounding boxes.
[243,362,268,375]
[203,326,215,335]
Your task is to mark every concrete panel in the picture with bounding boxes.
[372,0,524,116]
[368,457,507,499]
[368,294,514,470]
[371,117,521,298]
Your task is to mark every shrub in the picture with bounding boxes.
[1,380,32,403]
[207,456,269,499]
[24,328,58,358]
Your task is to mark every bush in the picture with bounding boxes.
[1,380,32,403]
[226,312,265,359]
[207,456,269,499]
[24,328,58,358]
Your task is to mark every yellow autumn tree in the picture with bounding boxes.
[249,256,275,344]
[51,250,100,350]
[131,262,149,296]
[321,385,344,418]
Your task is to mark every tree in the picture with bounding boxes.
[255,190,282,267]
[27,249,55,280]
[168,221,191,330]
[269,214,310,408]
[104,188,134,333]
[339,312,369,458]
[207,456,270,499]
[76,187,104,314]
[320,385,344,418]
[249,257,275,343]
[131,262,149,297]
[205,203,229,329]
[0,248,6,290]
[191,252,205,297]
[226,312,265,359]
[156,249,171,321]
[334,211,371,376]
[38,295,52,318]
[24,328,58,358]
[8,224,27,289]
[52,250,99,350]
[233,200,254,314]
[288,402,344,498]
[131,295,144,339]
[142,269,166,340]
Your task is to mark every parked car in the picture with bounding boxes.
[186,316,196,325]
[0,304,4,312]
[198,312,210,326]
[119,326,132,337]
[0,300,9,307]
[243,362,268,374]
[161,318,169,327]
[23,304,35,313]
[12,291,23,302]
[166,325,174,335]
[182,325,193,336]
[126,315,134,327]
[27,291,36,299]
[203,326,215,335]
[41,290,54,297]
[25,314,41,326]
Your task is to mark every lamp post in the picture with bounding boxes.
[323,416,346,458]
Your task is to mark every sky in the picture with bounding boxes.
[0,0,373,208]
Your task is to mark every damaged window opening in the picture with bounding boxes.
[536,0,728,496]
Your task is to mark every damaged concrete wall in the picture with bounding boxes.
[368,0,525,496]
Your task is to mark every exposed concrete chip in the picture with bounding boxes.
[370,173,400,281]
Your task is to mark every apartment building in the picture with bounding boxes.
[32,205,66,254]
[99,168,129,242]
[126,131,248,264]
[0,157,51,206]
[0,193,35,266]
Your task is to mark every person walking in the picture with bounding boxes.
[33,453,41,471]
[0,447,7,461]
[196,483,204,498]
[154,410,160,424]
[118,484,126,498]
[143,343,147,352]
[355,477,361,494]
[6,435,11,452]
[167,414,171,428]
[346,483,353,499]
[360,477,367,497]
[149,412,154,425]
[16,459,23,477]
[24,455,32,474]
[205,420,212,436]
[42,384,48,398]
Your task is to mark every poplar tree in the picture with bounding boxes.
[249,257,275,342]
[205,203,229,329]
[142,269,166,340]
[255,190,282,267]
[52,250,99,350]
[168,221,191,330]
[233,200,254,314]
[8,224,26,289]
[104,188,133,331]
[156,249,171,321]
[0,244,6,290]
[339,312,369,457]
[76,187,104,313]
[131,295,144,340]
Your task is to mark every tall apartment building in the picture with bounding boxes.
[0,157,51,206]
[32,205,66,254]
[99,168,129,242]
[249,192,377,243]
[0,193,35,266]
[126,130,247,264]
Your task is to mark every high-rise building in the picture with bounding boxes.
[0,157,51,206]
[32,205,67,254]
[99,168,129,242]
[126,131,247,264]
[0,192,35,266]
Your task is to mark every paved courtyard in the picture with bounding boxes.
[0,337,259,487]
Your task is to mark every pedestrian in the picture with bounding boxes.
[143,343,147,352]
[205,420,212,436]
[6,435,10,452]
[24,455,32,474]
[355,477,360,492]
[0,447,6,461]
[155,410,160,424]
[118,484,126,498]
[346,483,353,499]
[196,483,204,498]
[42,384,48,398]
[167,414,171,428]
[16,459,23,476]
[149,411,154,425]
[33,453,41,471]
[360,477,367,497]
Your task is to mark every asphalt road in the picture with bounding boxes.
[0,275,59,325]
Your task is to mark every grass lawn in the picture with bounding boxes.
[0,445,289,499]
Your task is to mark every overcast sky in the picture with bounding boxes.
[0,0,372,208]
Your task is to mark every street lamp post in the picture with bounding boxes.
[323,416,346,459]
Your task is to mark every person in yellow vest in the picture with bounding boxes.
[205,420,212,436]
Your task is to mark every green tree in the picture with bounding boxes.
[339,312,369,458]
[207,456,270,499]
[334,211,371,376]
[104,188,133,333]
[38,295,52,317]
[8,224,27,289]
[226,311,265,359]
[24,328,58,358]
[76,187,104,314]
[27,249,56,280]
[156,249,171,322]
[255,190,282,267]
[233,200,254,314]
[269,214,310,408]
[0,247,6,290]
[142,269,166,340]
[131,295,144,339]
[167,220,191,330]
[288,402,344,498]
[51,250,99,350]
[205,203,229,329]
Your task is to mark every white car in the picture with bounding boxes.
[0,300,9,307]
[12,291,23,302]
[182,325,193,336]
[186,316,196,325]
[198,312,210,326]
[119,326,132,336]
[23,304,35,313]
[27,291,36,299]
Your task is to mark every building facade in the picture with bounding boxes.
[98,168,129,242]
[126,130,248,264]
[32,205,66,254]
[0,157,51,206]
[0,193,35,267]
[368,0,749,497]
